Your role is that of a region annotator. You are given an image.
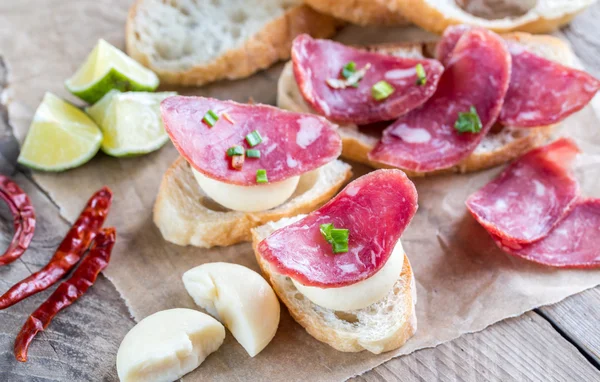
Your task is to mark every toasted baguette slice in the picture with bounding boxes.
[393,0,595,34]
[304,0,408,26]
[252,216,417,353]
[126,0,342,86]
[153,157,352,248]
[278,32,573,177]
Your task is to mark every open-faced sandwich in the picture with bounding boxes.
[278,26,600,177]
[252,169,418,353]
[153,96,352,247]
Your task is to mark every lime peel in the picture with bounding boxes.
[18,93,102,171]
[86,90,176,157]
[66,39,159,104]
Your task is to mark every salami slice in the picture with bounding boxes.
[466,138,580,246]
[437,25,600,128]
[257,169,418,288]
[292,34,444,125]
[368,28,511,172]
[496,199,600,268]
[161,96,342,186]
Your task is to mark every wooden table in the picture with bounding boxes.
[1,4,600,382]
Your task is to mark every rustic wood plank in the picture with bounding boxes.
[0,174,134,382]
[538,289,600,363]
[353,312,600,382]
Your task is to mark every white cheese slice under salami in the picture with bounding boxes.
[161,96,342,186]
[257,169,418,288]
[368,28,511,172]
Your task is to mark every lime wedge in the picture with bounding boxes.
[65,39,159,104]
[86,90,176,157]
[18,93,102,171]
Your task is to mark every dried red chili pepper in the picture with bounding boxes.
[0,186,112,309]
[0,175,36,266]
[14,227,116,362]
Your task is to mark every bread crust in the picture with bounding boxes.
[126,3,343,86]
[277,32,572,176]
[252,227,417,353]
[153,157,352,248]
[392,0,591,34]
[304,0,408,26]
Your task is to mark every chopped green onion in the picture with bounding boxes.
[227,145,244,157]
[319,223,349,254]
[330,228,349,243]
[320,223,333,242]
[415,63,427,86]
[333,241,349,254]
[246,149,261,158]
[372,80,395,101]
[454,106,482,134]
[341,61,356,79]
[246,130,263,147]
[202,109,219,127]
[256,169,268,184]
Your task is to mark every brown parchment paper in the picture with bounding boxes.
[3,1,600,381]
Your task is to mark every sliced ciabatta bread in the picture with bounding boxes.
[393,0,595,34]
[252,216,417,353]
[126,0,342,86]
[153,157,352,248]
[278,32,572,177]
[303,0,408,26]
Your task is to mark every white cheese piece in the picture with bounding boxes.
[116,309,225,382]
[192,169,299,212]
[291,240,405,311]
[182,262,280,357]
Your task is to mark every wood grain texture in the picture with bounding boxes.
[353,312,600,382]
[0,174,135,382]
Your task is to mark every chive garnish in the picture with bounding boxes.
[371,80,395,101]
[341,61,356,79]
[256,169,268,184]
[416,63,427,86]
[454,106,482,134]
[227,145,244,157]
[203,109,219,127]
[246,130,263,147]
[246,149,261,158]
[319,223,349,254]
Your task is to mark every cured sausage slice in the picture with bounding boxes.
[161,96,342,186]
[257,170,417,288]
[437,25,600,128]
[368,28,510,172]
[497,199,600,268]
[292,34,444,125]
[466,138,580,246]
[499,43,600,127]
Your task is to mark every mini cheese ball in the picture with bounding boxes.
[183,262,281,357]
[116,308,225,382]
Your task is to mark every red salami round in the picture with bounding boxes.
[466,138,580,246]
[161,96,342,186]
[292,34,444,125]
[368,28,511,172]
[437,25,600,128]
[496,199,600,268]
[257,170,418,288]
[499,42,600,127]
